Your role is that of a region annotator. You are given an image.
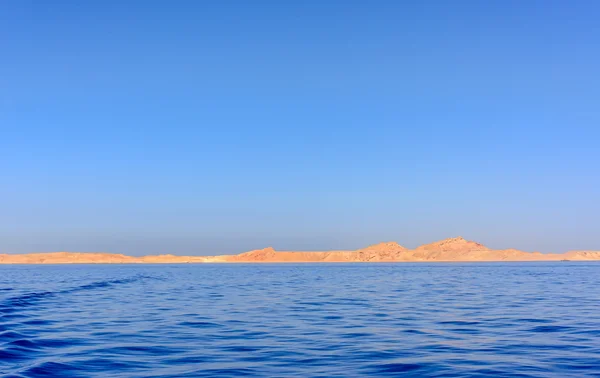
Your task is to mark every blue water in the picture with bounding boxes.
[1,263,600,377]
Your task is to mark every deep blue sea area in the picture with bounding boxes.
[1,263,600,377]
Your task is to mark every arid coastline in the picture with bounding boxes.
[1,237,599,264]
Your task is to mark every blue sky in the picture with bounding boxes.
[1,1,599,255]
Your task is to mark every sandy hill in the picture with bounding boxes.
[0,252,138,264]
[354,242,408,261]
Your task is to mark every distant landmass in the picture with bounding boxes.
[1,237,599,264]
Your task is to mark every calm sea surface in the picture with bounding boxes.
[1,263,600,377]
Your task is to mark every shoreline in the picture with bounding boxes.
[1,237,598,264]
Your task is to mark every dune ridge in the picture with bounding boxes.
[1,237,599,264]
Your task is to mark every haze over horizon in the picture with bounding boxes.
[2,1,599,256]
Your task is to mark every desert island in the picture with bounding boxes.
[1,237,599,264]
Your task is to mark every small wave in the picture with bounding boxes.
[439,320,481,326]
[18,361,85,377]
[6,339,39,349]
[369,362,423,374]
[178,321,223,328]
[98,345,183,356]
[0,291,55,312]
[21,319,54,326]
[340,332,373,339]
[0,331,30,341]
[0,348,33,362]
[0,274,156,314]
[222,345,263,353]
[189,367,257,377]
[514,318,553,323]
[529,325,574,333]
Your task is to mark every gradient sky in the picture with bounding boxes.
[1,1,599,255]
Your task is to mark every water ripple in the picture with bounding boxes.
[1,263,600,377]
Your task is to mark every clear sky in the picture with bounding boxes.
[1,1,599,255]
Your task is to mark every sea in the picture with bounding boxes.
[1,263,599,377]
